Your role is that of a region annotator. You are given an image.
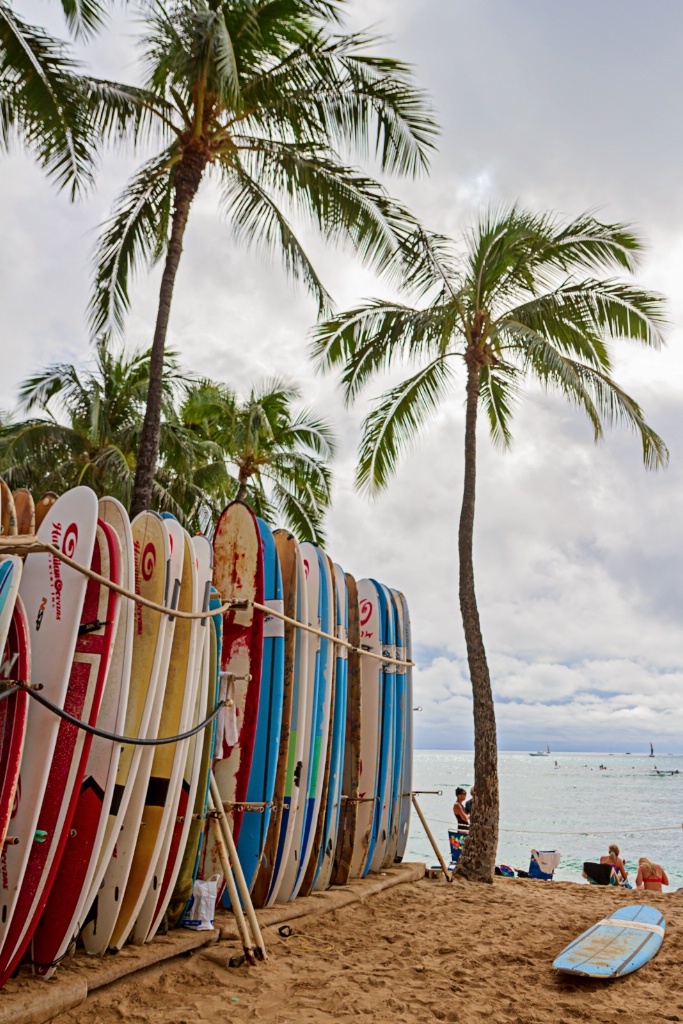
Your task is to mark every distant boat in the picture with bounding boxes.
[650,743,655,758]
[530,744,550,758]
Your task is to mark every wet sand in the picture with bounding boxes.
[46,877,683,1024]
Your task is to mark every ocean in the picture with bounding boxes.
[405,750,683,887]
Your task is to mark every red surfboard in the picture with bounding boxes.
[201,502,263,883]
[0,521,120,985]
[0,595,30,849]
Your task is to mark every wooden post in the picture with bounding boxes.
[412,793,452,882]
[209,772,267,961]
[206,792,256,965]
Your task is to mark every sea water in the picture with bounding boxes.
[405,751,683,888]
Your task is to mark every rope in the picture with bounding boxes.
[0,536,413,668]
[420,813,683,836]
[2,680,225,745]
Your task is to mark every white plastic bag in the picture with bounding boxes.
[182,874,221,931]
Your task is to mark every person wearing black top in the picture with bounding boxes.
[464,786,475,819]
[453,787,469,831]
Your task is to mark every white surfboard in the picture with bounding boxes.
[31,498,135,978]
[127,525,201,945]
[0,487,97,956]
[266,537,309,906]
[81,511,172,955]
[143,534,213,941]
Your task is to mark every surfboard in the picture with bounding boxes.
[384,590,406,867]
[553,905,666,978]
[233,518,285,899]
[368,582,396,874]
[113,519,197,950]
[250,530,297,908]
[35,492,58,532]
[167,585,222,928]
[142,532,213,941]
[0,566,29,851]
[394,592,412,863]
[0,478,18,537]
[0,487,97,964]
[313,563,348,892]
[32,497,134,978]
[298,554,337,900]
[12,490,35,536]
[81,511,171,955]
[201,501,264,883]
[0,518,119,986]
[349,579,382,878]
[287,544,334,901]
[263,533,308,907]
[331,573,361,886]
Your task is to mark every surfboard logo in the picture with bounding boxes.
[142,542,156,581]
[62,522,79,558]
[360,599,373,626]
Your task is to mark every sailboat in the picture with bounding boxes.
[530,743,550,758]
[650,742,655,758]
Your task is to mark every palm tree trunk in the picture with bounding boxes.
[454,351,499,883]
[235,482,248,502]
[130,141,209,518]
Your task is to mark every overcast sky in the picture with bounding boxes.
[2,0,682,751]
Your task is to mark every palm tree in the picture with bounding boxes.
[313,207,669,882]
[182,377,335,542]
[0,343,218,525]
[87,0,437,519]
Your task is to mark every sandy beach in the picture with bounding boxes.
[36,876,681,1024]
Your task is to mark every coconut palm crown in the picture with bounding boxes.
[182,377,335,542]
[88,0,437,518]
[313,206,669,882]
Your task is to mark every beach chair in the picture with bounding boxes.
[583,862,619,886]
[528,849,561,880]
[448,829,468,867]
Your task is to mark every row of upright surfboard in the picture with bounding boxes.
[0,482,412,986]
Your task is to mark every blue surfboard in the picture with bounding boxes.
[383,588,406,866]
[364,580,395,875]
[191,586,223,885]
[312,564,348,891]
[394,591,413,863]
[232,519,285,897]
[553,905,666,978]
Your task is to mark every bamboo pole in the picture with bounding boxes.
[206,792,256,966]
[412,794,452,882]
[209,772,267,961]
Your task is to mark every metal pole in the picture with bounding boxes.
[206,792,256,966]
[412,793,452,882]
[209,772,267,961]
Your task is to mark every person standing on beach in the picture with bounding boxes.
[453,788,470,832]
[599,844,628,883]
[465,787,475,820]
[636,857,668,891]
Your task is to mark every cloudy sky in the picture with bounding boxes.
[2,0,682,751]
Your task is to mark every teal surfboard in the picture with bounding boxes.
[553,905,665,978]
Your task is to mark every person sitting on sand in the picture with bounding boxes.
[636,857,668,892]
[453,788,470,832]
[600,844,628,883]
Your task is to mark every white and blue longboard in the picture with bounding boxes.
[553,905,665,978]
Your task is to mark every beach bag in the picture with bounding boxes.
[182,874,220,931]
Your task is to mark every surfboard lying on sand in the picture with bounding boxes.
[553,905,666,978]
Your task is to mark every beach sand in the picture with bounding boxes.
[46,877,682,1024]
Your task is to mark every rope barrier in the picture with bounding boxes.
[0,535,414,669]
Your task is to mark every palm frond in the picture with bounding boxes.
[478,362,519,449]
[357,356,454,494]
[88,148,177,340]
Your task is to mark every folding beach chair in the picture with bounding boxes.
[448,829,468,868]
[582,862,619,886]
[528,849,561,880]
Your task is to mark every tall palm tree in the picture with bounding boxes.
[182,377,335,542]
[313,207,669,882]
[0,343,218,524]
[87,0,437,518]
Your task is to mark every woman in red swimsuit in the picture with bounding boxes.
[636,857,668,891]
